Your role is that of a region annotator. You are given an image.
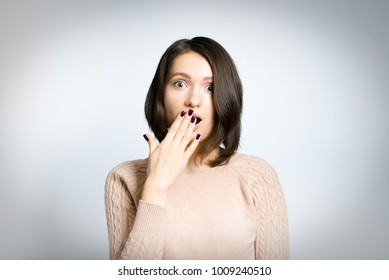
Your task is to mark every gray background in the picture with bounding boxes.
[0,0,388,259]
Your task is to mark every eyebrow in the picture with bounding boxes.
[169,72,213,81]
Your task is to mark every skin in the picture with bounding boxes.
[164,51,215,140]
[142,51,215,206]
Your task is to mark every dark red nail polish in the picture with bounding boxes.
[196,134,201,140]
[143,134,149,141]
[180,111,186,117]
[191,116,196,123]
[188,109,194,116]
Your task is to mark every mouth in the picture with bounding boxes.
[193,114,202,124]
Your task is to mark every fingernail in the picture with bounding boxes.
[143,134,149,141]
[188,109,194,116]
[180,111,186,117]
[191,116,196,123]
[196,134,201,140]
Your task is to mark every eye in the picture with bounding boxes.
[206,83,214,92]
[173,80,187,88]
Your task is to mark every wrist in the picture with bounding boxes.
[141,178,169,207]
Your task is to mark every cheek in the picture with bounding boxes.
[204,96,215,117]
[163,93,179,125]
[202,98,216,132]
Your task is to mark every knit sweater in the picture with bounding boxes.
[104,153,288,260]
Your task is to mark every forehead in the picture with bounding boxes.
[169,51,213,78]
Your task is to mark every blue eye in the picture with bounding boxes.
[174,81,187,88]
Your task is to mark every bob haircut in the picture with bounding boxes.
[144,36,243,167]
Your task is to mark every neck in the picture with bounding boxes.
[188,147,221,167]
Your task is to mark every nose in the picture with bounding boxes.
[185,86,202,108]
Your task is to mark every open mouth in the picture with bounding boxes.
[195,117,202,124]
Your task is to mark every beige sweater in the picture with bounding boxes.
[105,153,288,260]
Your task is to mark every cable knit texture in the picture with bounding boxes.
[105,153,288,260]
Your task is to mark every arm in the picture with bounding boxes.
[104,167,166,259]
[105,110,201,259]
[252,159,289,260]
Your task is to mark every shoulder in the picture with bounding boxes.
[228,152,281,188]
[105,159,148,194]
[107,159,148,179]
[228,153,286,218]
[229,153,278,176]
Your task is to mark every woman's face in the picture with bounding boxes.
[164,51,215,140]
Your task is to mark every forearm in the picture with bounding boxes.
[116,201,167,260]
[105,170,167,260]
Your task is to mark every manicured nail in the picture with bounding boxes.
[191,116,196,123]
[188,109,194,116]
[143,134,149,141]
[196,134,201,140]
[180,110,186,117]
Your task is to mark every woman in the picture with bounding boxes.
[105,36,288,260]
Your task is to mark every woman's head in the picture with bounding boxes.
[145,36,243,166]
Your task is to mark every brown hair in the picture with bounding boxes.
[144,36,243,167]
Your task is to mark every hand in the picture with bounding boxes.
[141,109,201,206]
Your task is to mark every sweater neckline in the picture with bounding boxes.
[182,153,239,173]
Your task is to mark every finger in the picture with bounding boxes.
[163,110,186,143]
[179,115,197,150]
[173,109,194,144]
[143,134,158,154]
[184,133,201,159]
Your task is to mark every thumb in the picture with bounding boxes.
[143,134,157,154]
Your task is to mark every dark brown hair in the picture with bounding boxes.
[144,36,243,167]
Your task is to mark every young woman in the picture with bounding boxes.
[105,37,289,260]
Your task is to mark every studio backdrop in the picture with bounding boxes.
[0,0,388,259]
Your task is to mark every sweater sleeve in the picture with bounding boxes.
[104,161,167,260]
[233,155,289,259]
[250,157,289,259]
